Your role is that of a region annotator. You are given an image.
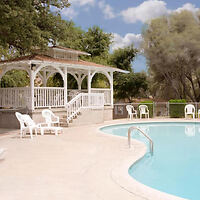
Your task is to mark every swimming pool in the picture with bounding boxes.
[101,122,200,200]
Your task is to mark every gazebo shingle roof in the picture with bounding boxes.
[0,54,123,71]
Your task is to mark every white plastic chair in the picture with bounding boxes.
[139,105,149,119]
[15,112,38,139]
[42,109,60,127]
[185,104,195,119]
[126,105,137,120]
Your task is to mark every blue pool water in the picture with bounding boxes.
[101,122,200,200]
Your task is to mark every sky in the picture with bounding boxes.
[59,0,200,72]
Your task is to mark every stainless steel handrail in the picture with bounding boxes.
[128,126,154,155]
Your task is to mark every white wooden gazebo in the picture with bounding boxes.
[0,46,127,119]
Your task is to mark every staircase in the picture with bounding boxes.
[59,93,104,127]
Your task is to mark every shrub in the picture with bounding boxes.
[139,100,154,118]
[169,99,187,118]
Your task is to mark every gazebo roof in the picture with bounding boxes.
[0,54,128,73]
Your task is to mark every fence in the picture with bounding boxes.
[113,102,200,119]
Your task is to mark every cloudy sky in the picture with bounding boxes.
[60,0,200,72]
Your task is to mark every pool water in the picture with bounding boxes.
[101,122,200,200]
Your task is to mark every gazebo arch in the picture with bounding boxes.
[0,65,31,81]
[34,64,65,81]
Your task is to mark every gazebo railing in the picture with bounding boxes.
[91,88,111,105]
[0,87,31,109]
[34,87,65,108]
[0,87,108,110]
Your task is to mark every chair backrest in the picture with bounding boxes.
[15,112,25,128]
[185,104,195,113]
[126,105,133,115]
[139,105,148,113]
[22,114,36,127]
[42,109,54,124]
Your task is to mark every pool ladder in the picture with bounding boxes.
[128,126,154,155]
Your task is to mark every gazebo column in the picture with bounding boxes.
[30,69,35,111]
[64,68,68,107]
[110,71,114,107]
[88,70,92,106]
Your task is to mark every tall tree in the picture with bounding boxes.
[109,45,147,101]
[109,45,138,71]
[59,20,84,50]
[81,26,112,58]
[114,72,148,102]
[0,0,70,57]
[143,11,200,101]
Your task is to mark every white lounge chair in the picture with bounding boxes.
[126,105,137,120]
[15,112,38,139]
[185,104,195,119]
[42,109,60,127]
[139,105,149,119]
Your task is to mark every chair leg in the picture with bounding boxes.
[41,129,44,135]
[29,129,33,139]
[20,128,23,138]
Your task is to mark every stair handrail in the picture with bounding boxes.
[66,93,104,124]
[66,93,83,123]
[128,126,154,155]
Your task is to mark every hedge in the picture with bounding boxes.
[139,100,153,118]
[169,99,187,118]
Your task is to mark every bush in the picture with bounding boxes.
[139,100,154,118]
[169,99,187,118]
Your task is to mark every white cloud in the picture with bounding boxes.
[120,1,200,24]
[98,1,115,19]
[175,3,199,13]
[69,0,95,6]
[120,0,168,24]
[111,33,143,51]
[61,7,78,19]
[60,0,95,19]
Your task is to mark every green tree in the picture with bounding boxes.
[142,11,200,101]
[81,26,112,58]
[0,0,70,57]
[59,20,84,50]
[114,72,148,102]
[0,70,29,87]
[109,45,146,101]
[109,45,138,71]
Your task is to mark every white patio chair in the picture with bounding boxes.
[42,109,60,127]
[126,105,137,120]
[15,112,38,139]
[139,105,149,119]
[184,104,195,119]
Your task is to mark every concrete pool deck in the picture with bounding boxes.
[0,118,198,200]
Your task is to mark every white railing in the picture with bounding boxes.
[0,87,31,109]
[91,88,111,105]
[67,89,111,105]
[34,87,65,108]
[66,93,104,123]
